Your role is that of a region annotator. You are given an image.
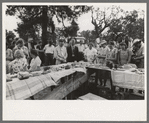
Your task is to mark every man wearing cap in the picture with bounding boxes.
[54,38,68,65]
[132,39,144,68]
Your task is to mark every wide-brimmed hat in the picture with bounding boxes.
[100,40,107,45]
[133,39,141,46]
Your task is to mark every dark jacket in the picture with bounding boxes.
[67,45,79,62]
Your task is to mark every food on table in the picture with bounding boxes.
[65,65,71,69]
[6,75,12,82]
[30,71,43,76]
[17,71,30,80]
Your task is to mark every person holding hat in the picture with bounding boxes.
[54,38,68,65]
[117,42,132,66]
[131,39,144,68]
[84,42,97,63]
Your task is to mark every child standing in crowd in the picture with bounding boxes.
[117,42,132,66]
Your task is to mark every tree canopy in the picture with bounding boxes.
[6,5,91,46]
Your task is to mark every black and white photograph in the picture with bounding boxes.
[3,2,147,121]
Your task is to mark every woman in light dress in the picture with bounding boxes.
[9,50,28,74]
[117,42,132,66]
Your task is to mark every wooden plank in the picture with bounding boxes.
[78,93,107,100]
[41,73,88,100]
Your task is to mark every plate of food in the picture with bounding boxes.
[30,70,44,76]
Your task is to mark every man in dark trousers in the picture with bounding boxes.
[67,38,79,62]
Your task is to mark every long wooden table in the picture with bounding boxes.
[41,72,88,100]
[6,67,87,100]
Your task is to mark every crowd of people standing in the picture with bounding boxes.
[6,35,144,75]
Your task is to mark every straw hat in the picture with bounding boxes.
[100,40,107,45]
[133,39,141,46]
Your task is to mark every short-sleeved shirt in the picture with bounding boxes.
[30,56,41,71]
[77,44,85,52]
[44,44,55,54]
[84,48,97,62]
[98,46,110,56]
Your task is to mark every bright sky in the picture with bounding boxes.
[4,3,146,37]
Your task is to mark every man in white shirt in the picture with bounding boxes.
[84,42,97,63]
[37,39,55,66]
[43,41,55,65]
[54,39,68,65]
[77,40,85,52]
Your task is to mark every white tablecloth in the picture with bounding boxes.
[111,70,144,90]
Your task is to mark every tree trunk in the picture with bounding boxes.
[42,6,48,47]
[95,26,99,38]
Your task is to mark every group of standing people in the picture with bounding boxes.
[6,36,144,75]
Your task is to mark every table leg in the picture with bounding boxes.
[95,70,98,85]
[109,72,114,99]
